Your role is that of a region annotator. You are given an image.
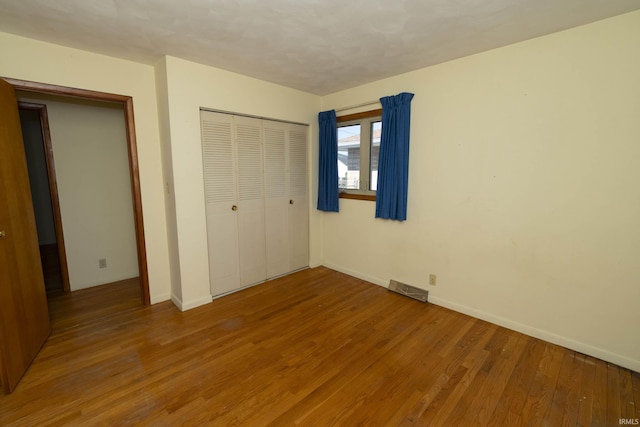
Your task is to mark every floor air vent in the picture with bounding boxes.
[388,280,429,302]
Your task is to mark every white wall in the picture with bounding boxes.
[319,11,640,372]
[0,32,172,302]
[18,94,139,290]
[158,56,322,310]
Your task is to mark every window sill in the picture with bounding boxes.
[339,193,376,202]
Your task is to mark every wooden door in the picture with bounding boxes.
[201,110,241,296]
[263,121,290,279]
[0,78,51,393]
[234,116,266,287]
[288,124,309,271]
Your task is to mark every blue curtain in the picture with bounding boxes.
[317,110,339,212]
[375,92,414,221]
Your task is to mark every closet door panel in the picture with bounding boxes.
[288,124,309,271]
[201,111,240,295]
[263,121,289,279]
[206,211,240,295]
[235,116,267,286]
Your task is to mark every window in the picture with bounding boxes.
[337,110,382,199]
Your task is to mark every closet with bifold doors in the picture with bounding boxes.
[200,110,309,297]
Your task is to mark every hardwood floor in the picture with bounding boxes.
[46,277,142,332]
[0,267,637,426]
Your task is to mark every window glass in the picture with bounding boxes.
[370,121,381,191]
[338,124,361,189]
[336,111,381,196]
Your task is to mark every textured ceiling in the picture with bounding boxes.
[1,0,639,95]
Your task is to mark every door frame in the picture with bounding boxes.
[18,101,71,293]
[4,77,150,305]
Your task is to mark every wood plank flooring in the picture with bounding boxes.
[0,267,637,426]
[46,277,142,333]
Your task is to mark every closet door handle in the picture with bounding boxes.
[231,205,238,211]
[289,200,294,205]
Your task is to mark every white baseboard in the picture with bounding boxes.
[322,262,640,373]
[322,262,388,287]
[150,293,171,304]
[169,293,183,310]
[429,295,640,373]
[170,293,212,312]
[72,274,140,291]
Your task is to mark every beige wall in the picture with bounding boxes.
[158,56,321,310]
[18,94,139,290]
[319,11,640,372]
[0,32,172,302]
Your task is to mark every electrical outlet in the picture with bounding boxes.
[429,274,437,286]
[99,258,107,269]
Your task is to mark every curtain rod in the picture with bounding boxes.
[334,99,381,113]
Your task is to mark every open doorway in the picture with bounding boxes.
[18,93,140,300]
[6,77,150,306]
[18,102,69,295]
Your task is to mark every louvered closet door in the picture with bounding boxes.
[234,116,267,287]
[288,124,309,271]
[200,111,241,296]
[263,121,289,279]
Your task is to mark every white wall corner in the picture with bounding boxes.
[169,293,184,311]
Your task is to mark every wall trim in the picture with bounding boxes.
[170,293,183,310]
[74,274,141,292]
[321,262,640,373]
[150,293,171,305]
[322,262,387,287]
[170,294,212,312]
